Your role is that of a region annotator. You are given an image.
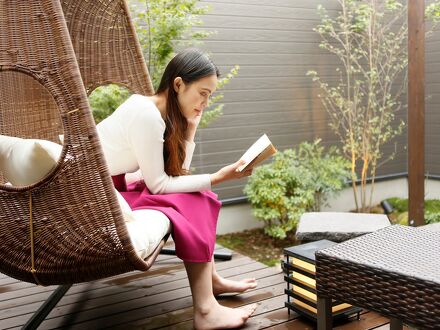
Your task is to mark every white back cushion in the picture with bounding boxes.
[0,134,134,222]
[0,135,62,186]
[0,134,170,259]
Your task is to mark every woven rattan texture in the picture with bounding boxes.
[60,0,154,96]
[316,225,440,329]
[0,0,159,285]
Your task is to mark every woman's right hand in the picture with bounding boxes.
[210,159,253,186]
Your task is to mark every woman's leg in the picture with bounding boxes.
[211,259,258,296]
[185,261,257,329]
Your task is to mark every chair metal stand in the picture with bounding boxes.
[22,284,72,330]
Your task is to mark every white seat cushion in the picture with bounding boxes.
[126,209,170,259]
[0,134,170,259]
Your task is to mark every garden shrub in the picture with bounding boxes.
[244,139,350,239]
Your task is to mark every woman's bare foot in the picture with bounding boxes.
[212,275,258,296]
[194,301,257,330]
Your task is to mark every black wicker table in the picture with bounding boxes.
[315,225,440,329]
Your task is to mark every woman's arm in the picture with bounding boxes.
[128,106,252,193]
[125,169,143,184]
[182,140,196,171]
[128,108,211,194]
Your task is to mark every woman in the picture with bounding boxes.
[97,48,257,329]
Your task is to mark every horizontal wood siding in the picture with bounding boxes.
[426,0,440,176]
[194,0,409,200]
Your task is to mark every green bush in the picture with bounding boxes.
[296,139,351,211]
[89,84,131,124]
[244,139,350,239]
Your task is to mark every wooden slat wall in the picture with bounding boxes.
[193,0,409,200]
[425,0,440,176]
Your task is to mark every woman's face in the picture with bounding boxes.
[174,74,218,122]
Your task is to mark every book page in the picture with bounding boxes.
[237,134,277,172]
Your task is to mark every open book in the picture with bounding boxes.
[237,134,277,172]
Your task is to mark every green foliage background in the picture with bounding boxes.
[89,0,238,127]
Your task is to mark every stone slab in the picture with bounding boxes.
[295,212,391,242]
[419,222,440,232]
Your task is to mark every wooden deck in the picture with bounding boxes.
[0,246,405,330]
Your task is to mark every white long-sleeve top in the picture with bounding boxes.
[96,94,211,194]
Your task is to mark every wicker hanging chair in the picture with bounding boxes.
[0,0,166,287]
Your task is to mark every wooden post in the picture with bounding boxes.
[408,0,425,226]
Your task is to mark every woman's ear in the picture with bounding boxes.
[173,77,183,93]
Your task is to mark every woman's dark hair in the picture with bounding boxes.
[155,48,220,176]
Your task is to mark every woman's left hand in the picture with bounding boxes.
[187,113,202,130]
[186,115,202,141]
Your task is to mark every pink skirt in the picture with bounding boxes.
[112,174,221,263]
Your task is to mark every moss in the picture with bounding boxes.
[216,228,301,267]
[386,198,440,224]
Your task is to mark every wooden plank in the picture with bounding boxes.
[217,75,338,91]
[262,310,371,329]
[204,112,329,131]
[207,99,327,116]
[332,311,389,330]
[194,27,321,43]
[220,79,406,93]
[425,61,440,72]
[215,64,349,78]
[408,0,425,226]
[261,316,318,329]
[246,307,304,329]
[209,53,340,67]
[0,254,183,303]
[195,134,407,165]
[373,324,410,330]
[1,250,411,330]
[0,251,181,292]
[0,277,22,287]
[196,129,337,148]
[202,40,331,55]
[0,254,251,312]
[38,265,284,329]
[0,256,252,314]
[201,0,341,10]
[202,2,323,20]
[110,267,284,329]
[195,139,407,165]
[141,284,289,330]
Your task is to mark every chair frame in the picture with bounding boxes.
[0,0,167,327]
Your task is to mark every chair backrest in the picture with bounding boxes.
[0,0,153,285]
[60,0,154,96]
